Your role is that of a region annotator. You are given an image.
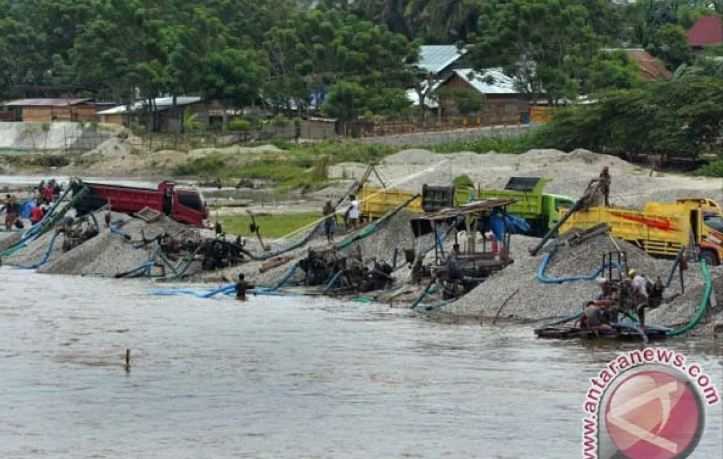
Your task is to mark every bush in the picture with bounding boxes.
[227,118,251,132]
[25,155,70,168]
[270,115,291,128]
[432,131,540,154]
[539,77,723,159]
[173,155,227,176]
[311,155,329,181]
[696,159,723,177]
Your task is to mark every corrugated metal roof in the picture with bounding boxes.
[688,16,723,47]
[4,98,92,107]
[97,96,202,115]
[417,45,466,75]
[407,68,519,106]
[449,68,520,95]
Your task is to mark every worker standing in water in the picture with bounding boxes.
[599,166,611,207]
[322,201,336,244]
[236,273,255,301]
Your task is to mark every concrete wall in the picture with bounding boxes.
[0,122,112,151]
[356,125,531,147]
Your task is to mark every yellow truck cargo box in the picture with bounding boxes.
[359,185,422,220]
[561,207,690,256]
[561,198,723,264]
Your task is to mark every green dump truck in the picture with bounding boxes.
[466,177,574,236]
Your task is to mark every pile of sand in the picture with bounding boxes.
[11,212,199,278]
[355,148,722,209]
[440,232,681,322]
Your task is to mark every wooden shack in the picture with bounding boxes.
[2,98,97,122]
[435,69,529,124]
[97,96,209,132]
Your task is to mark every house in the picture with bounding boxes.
[1,98,97,122]
[434,68,529,123]
[688,16,723,49]
[98,96,227,132]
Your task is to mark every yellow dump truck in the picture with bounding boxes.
[560,198,723,265]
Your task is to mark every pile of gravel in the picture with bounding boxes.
[36,212,198,278]
[0,231,22,253]
[3,229,66,268]
[364,148,721,209]
[40,230,153,277]
[339,211,420,263]
[647,267,723,329]
[440,232,680,321]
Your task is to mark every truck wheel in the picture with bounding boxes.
[700,249,719,266]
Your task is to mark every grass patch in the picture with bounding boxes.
[696,159,723,177]
[429,131,542,154]
[273,140,395,164]
[173,136,540,192]
[173,141,394,192]
[219,212,321,238]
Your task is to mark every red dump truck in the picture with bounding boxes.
[72,180,208,227]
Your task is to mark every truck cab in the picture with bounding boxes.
[543,194,575,228]
[678,198,723,265]
[167,183,209,227]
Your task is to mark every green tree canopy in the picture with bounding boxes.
[539,77,723,158]
[469,0,598,104]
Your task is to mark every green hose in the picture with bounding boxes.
[666,261,713,337]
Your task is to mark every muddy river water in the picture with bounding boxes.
[0,267,720,458]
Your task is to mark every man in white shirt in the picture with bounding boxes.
[346,195,360,230]
[629,269,650,326]
[630,270,649,301]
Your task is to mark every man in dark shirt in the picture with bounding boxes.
[599,167,611,207]
[236,273,255,301]
[3,195,20,230]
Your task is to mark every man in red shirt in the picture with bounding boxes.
[42,184,54,204]
[30,205,45,225]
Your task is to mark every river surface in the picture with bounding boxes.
[0,267,720,458]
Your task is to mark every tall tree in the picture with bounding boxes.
[470,0,598,104]
[264,7,417,113]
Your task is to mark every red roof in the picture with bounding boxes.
[688,16,723,47]
[624,49,672,81]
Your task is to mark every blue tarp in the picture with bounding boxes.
[19,200,36,219]
[504,214,530,234]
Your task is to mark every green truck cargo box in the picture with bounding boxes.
[472,177,574,236]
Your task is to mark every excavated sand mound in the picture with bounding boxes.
[440,233,684,322]
[359,148,722,209]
